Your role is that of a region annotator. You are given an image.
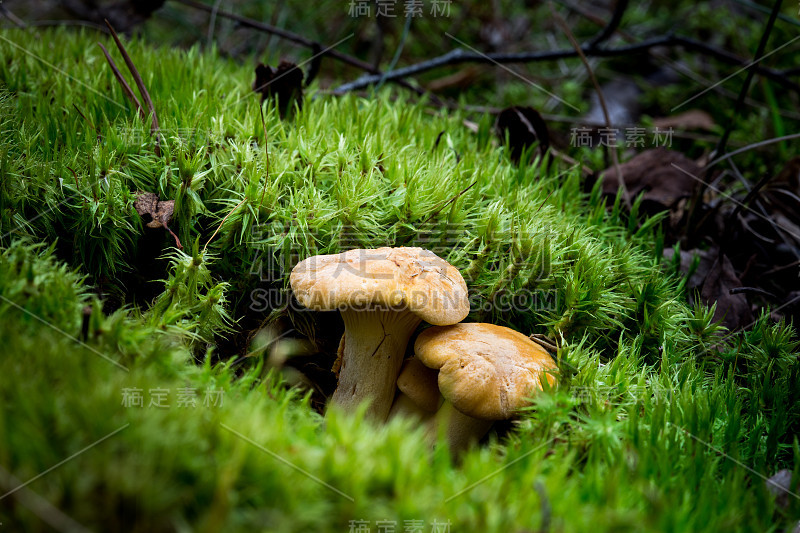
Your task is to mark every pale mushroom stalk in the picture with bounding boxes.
[388,357,442,421]
[428,401,493,454]
[331,309,421,418]
[389,393,428,420]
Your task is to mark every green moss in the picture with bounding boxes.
[0,28,798,532]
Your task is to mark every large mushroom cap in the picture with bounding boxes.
[415,323,557,420]
[290,247,469,325]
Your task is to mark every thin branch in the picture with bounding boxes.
[203,197,247,255]
[332,34,800,95]
[714,0,784,157]
[258,104,270,206]
[0,19,110,32]
[174,0,368,69]
[72,103,102,139]
[722,169,779,249]
[585,0,628,49]
[549,3,629,207]
[0,2,26,27]
[97,42,146,120]
[0,464,92,533]
[421,180,478,224]
[172,0,437,101]
[205,0,223,50]
[104,20,159,134]
[705,132,800,169]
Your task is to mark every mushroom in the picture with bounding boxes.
[290,247,469,421]
[414,322,558,454]
[388,357,442,421]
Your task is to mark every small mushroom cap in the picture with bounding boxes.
[396,357,441,413]
[290,247,469,325]
[415,323,557,420]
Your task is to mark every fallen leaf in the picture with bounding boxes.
[700,253,752,331]
[253,60,304,117]
[771,291,800,323]
[663,247,715,290]
[763,157,800,233]
[652,109,716,131]
[134,191,182,249]
[495,106,550,163]
[602,148,701,210]
[133,192,159,223]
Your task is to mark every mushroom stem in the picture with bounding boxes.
[388,392,434,421]
[428,401,493,456]
[330,309,421,421]
[388,356,442,422]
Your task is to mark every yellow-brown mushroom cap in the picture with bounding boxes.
[289,247,469,325]
[415,323,558,420]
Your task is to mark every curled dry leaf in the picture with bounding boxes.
[134,191,182,249]
[495,106,550,163]
[253,60,304,117]
[700,253,752,331]
[763,157,800,233]
[663,247,715,291]
[602,148,701,211]
[652,109,716,131]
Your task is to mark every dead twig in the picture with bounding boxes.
[705,133,800,169]
[584,0,628,49]
[104,20,159,134]
[0,2,26,27]
[332,34,800,95]
[549,3,629,207]
[683,0,785,241]
[258,104,271,207]
[0,463,92,533]
[101,19,160,154]
[714,0,784,159]
[421,180,478,224]
[203,197,247,255]
[171,0,435,101]
[72,103,102,140]
[97,42,146,120]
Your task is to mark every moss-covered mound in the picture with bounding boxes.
[0,28,798,532]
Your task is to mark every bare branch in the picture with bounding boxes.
[332,35,800,95]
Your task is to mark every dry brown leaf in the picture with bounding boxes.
[652,110,716,131]
[495,106,550,163]
[134,191,181,249]
[602,148,701,209]
[253,60,304,118]
[700,253,752,331]
[763,157,800,233]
